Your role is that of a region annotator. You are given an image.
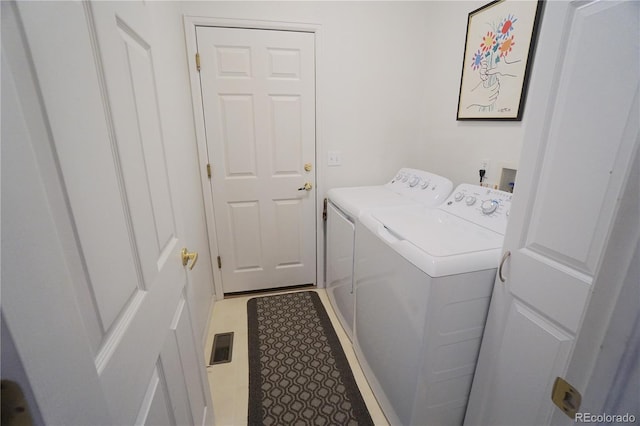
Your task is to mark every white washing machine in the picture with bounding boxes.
[353,184,512,426]
[325,169,453,341]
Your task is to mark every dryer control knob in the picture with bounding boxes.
[421,180,430,189]
[402,174,410,182]
[409,176,420,187]
[481,199,499,215]
[454,192,465,202]
[465,196,477,206]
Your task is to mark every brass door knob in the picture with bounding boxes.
[181,248,198,270]
[298,182,313,191]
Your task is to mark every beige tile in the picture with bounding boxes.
[209,361,241,389]
[206,288,389,426]
[209,369,240,426]
[232,384,249,426]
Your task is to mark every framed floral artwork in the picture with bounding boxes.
[457,0,543,120]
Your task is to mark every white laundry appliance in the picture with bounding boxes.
[325,169,453,341]
[353,184,512,426]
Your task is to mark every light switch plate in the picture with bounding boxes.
[328,151,342,167]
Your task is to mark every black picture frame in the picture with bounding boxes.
[456,0,544,121]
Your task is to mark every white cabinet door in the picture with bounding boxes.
[465,1,639,425]
[196,26,316,294]
[3,2,212,424]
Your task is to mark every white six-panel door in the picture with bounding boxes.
[464,1,639,425]
[197,27,316,293]
[3,2,212,424]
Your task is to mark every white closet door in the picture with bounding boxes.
[465,1,639,425]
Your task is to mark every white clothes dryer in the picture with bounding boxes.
[325,169,452,340]
[353,184,513,426]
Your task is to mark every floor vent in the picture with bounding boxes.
[210,332,234,365]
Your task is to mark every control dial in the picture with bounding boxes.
[465,196,477,206]
[421,180,430,189]
[402,174,410,183]
[409,176,420,187]
[481,199,499,215]
[454,192,465,202]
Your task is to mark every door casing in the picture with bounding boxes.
[183,16,325,299]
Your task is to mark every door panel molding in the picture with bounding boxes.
[524,4,638,277]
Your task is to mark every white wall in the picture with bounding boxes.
[181,1,530,191]
[413,1,526,187]
[182,1,430,191]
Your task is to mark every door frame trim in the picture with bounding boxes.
[183,16,324,299]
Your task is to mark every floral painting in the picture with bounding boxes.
[457,0,543,120]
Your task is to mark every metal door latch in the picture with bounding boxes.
[1,380,34,425]
[298,182,312,191]
[551,376,582,419]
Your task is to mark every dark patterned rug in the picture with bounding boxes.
[247,291,374,426]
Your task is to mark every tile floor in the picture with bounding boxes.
[203,287,389,426]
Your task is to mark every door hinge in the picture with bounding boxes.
[195,52,201,72]
[206,163,211,179]
[217,256,222,269]
[323,198,328,222]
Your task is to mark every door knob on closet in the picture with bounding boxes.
[181,248,199,270]
[298,182,313,191]
[498,250,510,283]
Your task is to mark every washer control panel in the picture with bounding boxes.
[440,184,512,234]
[386,168,453,207]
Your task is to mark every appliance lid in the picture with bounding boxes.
[327,186,415,218]
[371,207,504,257]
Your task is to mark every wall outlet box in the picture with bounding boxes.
[480,159,490,173]
[328,151,342,167]
[499,167,517,193]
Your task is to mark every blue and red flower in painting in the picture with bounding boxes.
[471,49,484,70]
